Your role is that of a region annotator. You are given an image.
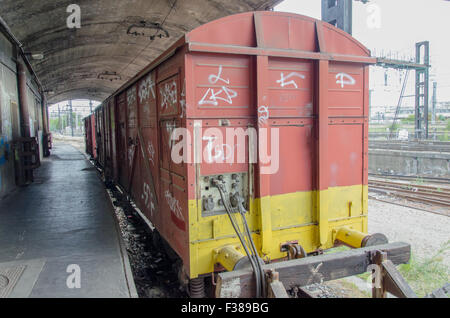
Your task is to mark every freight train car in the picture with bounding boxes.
[88,12,412,298]
[84,114,97,159]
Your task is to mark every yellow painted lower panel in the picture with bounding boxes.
[188,184,368,278]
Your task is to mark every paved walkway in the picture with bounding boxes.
[0,143,137,298]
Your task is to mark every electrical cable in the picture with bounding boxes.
[214,180,260,297]
[213,179,266,297]
[237,201,266,297]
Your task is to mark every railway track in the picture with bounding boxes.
[368,177,450,216]
[369,173,450,185]
[368,140,450,153]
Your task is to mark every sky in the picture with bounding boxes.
[275,0,450,106]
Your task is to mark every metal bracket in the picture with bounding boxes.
[280,242,307,260]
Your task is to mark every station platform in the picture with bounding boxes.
[0,143,137,298]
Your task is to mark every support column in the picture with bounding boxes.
[41,94,51,157]
[41,95,49,135]
[69,100,74,137]
[256,55,272,257]
[414,41,429,139]
[17,63,30,138]
[316,59,329,247]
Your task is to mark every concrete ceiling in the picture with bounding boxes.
[0,0,282,104]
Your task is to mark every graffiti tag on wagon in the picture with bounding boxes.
[165,121,177,148]
[165,190,186,231]
[128,147,135,168]
[160,80,177,111]
[127,88,137,105]
[276,72,305,89]
[258,106,269,125]
[142,182,155,216]
[139,74,156,102]
[147,141,155,166]
[199,65,238,106]
[202,135,234,163]
[336,73,356,88]
[180,81,186,118]
[0,136,9,166]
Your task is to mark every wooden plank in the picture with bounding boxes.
[216,242,411,298]
[383,260,417,298]
[268,280,289,298]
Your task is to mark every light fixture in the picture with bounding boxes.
[98,71,121,82]
[24,52,45,60]
[31,53,44,60]
[127,21,169,40]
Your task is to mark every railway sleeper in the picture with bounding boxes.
[215,242,422,298]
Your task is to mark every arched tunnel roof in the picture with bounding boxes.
[0,0,282,104]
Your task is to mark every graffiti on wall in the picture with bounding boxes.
[0,135,10,190]
[0,136,9,166]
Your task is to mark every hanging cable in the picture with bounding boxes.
[212,178,266,297]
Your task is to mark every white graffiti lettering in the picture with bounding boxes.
[147,142,155,166]
[336,73,356,88]
[160,80,177,110]
[276,72,305,89]
[203,136,233,163]
[180,81,186,118]
[165,190,184,221]
[127,88,136,105]
[165,121,177,149]
[142,183,155,216]
[258,106,269,125]
[199,65,238,106]
[139,74,155,102]
[208,65,229,85]
[128,147,134,167]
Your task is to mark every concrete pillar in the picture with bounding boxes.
[17,63,30,138]
[41,94,49,134]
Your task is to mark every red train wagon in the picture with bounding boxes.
[84,114,97,159]
[90,11,411,298]
[94,106,105,167]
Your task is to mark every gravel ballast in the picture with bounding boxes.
[368,198,450,264]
